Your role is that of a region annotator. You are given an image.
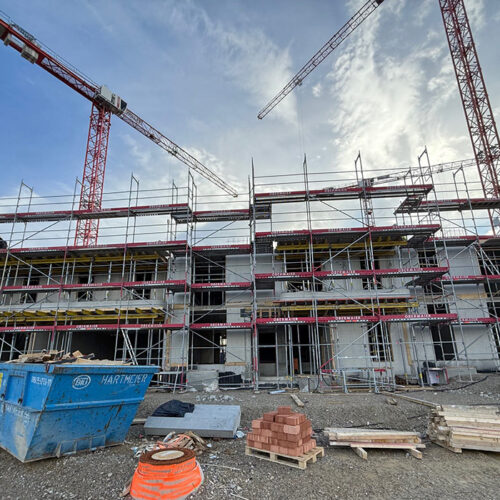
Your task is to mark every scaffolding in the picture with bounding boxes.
[0,153,499,391]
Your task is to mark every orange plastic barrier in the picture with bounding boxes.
[130,448,203,500]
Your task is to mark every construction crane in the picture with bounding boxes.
[343,158,476,189]
[0,15,238,247]
[439,0,500,230]
[257,0,385,120]
[258,0,500,232]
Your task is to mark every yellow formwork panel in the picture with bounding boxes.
[0,308,165,323]
[275,238,407,252]
[277,301,418,313]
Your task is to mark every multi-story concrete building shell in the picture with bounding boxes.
[1,156,499,391]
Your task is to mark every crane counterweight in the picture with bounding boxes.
[95,85,127,115]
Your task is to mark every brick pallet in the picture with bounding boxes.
[246,406,323,469]
[427,405,500,453]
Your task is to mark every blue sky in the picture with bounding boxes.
[1,0,499,201]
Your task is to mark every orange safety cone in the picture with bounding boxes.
[130,448,204,500]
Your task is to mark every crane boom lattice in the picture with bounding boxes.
[0,15,238,246]
[120,110,238,197]
[257,0,384,119]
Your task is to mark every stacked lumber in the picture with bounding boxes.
[247,406,317,457]
[427,405,500,453]
[325,427,425,460]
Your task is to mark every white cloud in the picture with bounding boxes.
[412,0,434,27]
[466,0,486,30]
[321,0,474,176]
[160,1,298,123]
[184,146,247,195]
[312,83,323,98]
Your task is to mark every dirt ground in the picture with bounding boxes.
[0,375,499,500]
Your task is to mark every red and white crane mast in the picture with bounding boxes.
[0,16,238,246]
[439,0,500,231]
[257,0,500,231]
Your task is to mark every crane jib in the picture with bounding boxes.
[0,13,239,226]
[257,0,385,119]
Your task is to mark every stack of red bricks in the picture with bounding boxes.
[246,406,316,457]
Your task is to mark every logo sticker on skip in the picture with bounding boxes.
[72,374,91,390]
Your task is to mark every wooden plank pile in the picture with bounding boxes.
[324,427,425,460]
[246,406,324,469]
[427,405,500,453]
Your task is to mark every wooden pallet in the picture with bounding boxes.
[329,441,424,459]
[245,445,324,470]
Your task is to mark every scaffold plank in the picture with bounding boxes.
[191,322,252,330]
[192,244,251,254]
[254,185,433,205]
[255,225,441,243]
[395,197,500,214]
[453,317,498,325]
[191,281,252,291]
[0,279,186,294]
[0,203,191,224]
[255,267,447,281]
[0,240,187,257]
[437,274,500,284]
[255,313,457,325]
[173,207,271,223]
[0,322,184,333]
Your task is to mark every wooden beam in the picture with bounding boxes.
[352,447,368,460]
[381,391,437,408]
[290,393,305,408]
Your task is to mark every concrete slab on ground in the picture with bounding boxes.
[144,404,241,438]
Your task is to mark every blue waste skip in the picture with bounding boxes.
[0,363,158,462]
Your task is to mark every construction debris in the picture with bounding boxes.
[131,431,208,459]
[162,431,208,455]
[246,406,324,469]
[427,405,500,453]
[325,427,425,460]
[8,350,128,365]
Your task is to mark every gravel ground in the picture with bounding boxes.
[0,375,499,500]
